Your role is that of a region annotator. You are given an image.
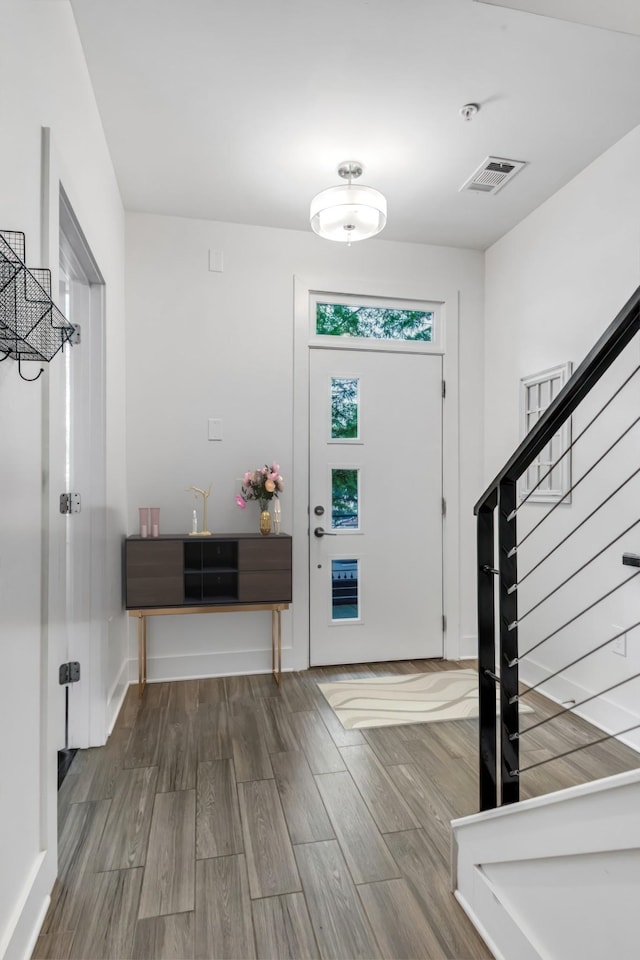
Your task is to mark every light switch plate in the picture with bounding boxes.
[208,249,224,272]
[208,418,223,441]
[612,625,627,657]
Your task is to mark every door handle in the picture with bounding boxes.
[314,526,337,538]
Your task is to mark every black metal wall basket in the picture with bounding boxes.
[0,230,75,381]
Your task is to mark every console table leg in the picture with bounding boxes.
[277,607,282,684]
[271,609,275,678]
[138,614,147,698]
[271,607,282,687]
[143,615,147,689]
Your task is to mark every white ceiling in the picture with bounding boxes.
[476,0,640,37]
[69,0,640,250]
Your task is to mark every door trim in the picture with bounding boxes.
[59,188,107,748]
[40,124,108,822]
[292,276,461,671]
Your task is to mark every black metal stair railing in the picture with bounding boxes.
[475,284,640,811]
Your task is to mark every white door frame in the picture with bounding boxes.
[292,275,461,671]
[40,123,107,776]
[23,126,108,959]
[58,187,107,747]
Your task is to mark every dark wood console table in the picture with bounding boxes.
[124,533,292,695]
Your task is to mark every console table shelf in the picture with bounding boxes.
[124,533,292,694]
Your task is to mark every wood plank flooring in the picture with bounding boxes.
[35,659,640,960]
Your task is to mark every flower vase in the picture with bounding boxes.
[259,500,271,536]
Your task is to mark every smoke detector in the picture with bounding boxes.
[460,156,527,194]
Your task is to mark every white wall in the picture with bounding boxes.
[484,124,640,750]
[0,3,127,957]
[125,213,485,678]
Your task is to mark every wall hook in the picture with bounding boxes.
[17,358,44,382]
[0,347,12,362]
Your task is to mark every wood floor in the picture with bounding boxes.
[34,659,640,960]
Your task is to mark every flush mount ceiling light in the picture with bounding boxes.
[310,161,387,243]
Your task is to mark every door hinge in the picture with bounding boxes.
[59,661,80,685]
[442,497,446,517]
[60,493,81,514]
[442,380,446,399]
[442,614,446,633]
[70,324,81,345]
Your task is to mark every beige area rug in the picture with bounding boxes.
[317,668,533,730]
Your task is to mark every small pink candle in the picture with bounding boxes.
[138,506,150,538]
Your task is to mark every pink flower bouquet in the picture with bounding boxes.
[236,462,284,511]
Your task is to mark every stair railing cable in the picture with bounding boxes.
[475,283,640,811]
[514,517,640,625]
[511,673,640,740]
[517,465,640,586]
[511,722,640,776]
[513,570,640,664]
[511,621,640,700]
[514,411,640,551]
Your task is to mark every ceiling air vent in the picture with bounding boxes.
[460,156,527,195]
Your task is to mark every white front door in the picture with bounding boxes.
[309,348,443,665]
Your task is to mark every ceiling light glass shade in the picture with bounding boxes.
[310,183,387,242]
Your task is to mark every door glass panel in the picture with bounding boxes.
[331,468,359,529]
[317,302,433,341]
[331,377,359,439]
[332,559,359,620]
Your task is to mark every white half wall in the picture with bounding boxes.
[125,214,485,676]
[0,3,127,957]
[452,769,640,960]
[484,123,640,750]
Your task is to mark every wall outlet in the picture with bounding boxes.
[612,625,627,657]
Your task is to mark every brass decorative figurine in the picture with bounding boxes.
[186,483,212,535]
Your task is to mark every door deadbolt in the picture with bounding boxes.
[313,505,325,516]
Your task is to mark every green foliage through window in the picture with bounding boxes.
[332,468,359,529]
[317,302,433,341]
[331,378,359,439]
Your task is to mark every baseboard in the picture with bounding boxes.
[106,658,129,736]
[128,651,293,683]
[125,670,295,690]
[520,657,640,753]
[454,890,506,960]
[20,892,50,960]
[1,852,52,960]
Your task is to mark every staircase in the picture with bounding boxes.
[453,286,640,959]
[452,768,640,960]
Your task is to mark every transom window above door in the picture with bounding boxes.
[310,292,442,353]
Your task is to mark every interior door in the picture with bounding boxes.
[49,202,106,753]
[309,348,443,665]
